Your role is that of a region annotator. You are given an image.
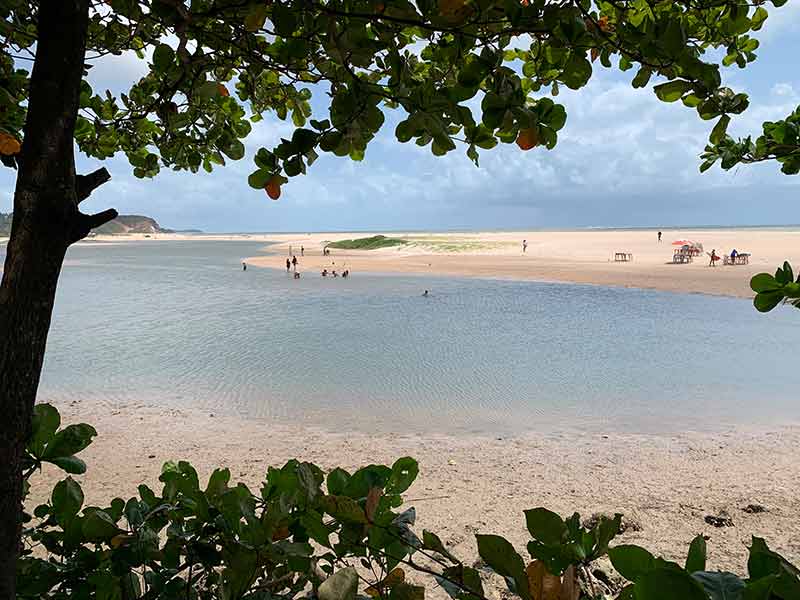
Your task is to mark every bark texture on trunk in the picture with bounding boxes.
[0,2,90,597]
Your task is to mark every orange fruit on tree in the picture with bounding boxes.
[516,128,539,151]
[217,83,229,97]
[265,177,281,200]
[0,132,21,155]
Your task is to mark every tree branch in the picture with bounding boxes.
[69,208,119,244]
[76,167,111,203]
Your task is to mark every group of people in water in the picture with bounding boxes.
[321,268,349,277]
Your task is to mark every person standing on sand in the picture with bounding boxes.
[286,258,291,272]
[709,249,719,267]
[658,231,662,243]
[301,246,304,256]
[292,255,298,270]
[242,262,247,271]
[522,239,527,253]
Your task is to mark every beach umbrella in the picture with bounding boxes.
[672,239,693,246]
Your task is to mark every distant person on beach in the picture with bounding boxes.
[522,239,527,253]
[292,255,298,269]
[286,258,291,272]
[422,290,429,297]
[731,248,738,262]
[293,271,300,279]
[332,270,338,277]
[242,262,247,271]
[709,249,719,267]
[301,246,304,256]
[322,269,328,277]
[658,231,662,243]
[342,269,349,278]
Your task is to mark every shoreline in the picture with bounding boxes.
[29,399,800,576]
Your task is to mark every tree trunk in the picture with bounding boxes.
[0,2,96,597]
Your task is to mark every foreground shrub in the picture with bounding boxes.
[18,405,799,599]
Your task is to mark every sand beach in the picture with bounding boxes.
[29,401,800,582]
[245,228,800,298]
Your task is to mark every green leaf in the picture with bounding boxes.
[327,468,350,495]
[244,5,269,31]
[692,572,745,600]
[152,43,174,71]
[82,509,123,541]
[28,403,60,459]
[292,128,318,154]
[43,424,97,460]
[47,455,87,475]
[631,68,652,89]
[272,4,297,37]
[248,169,272,189]
[750,273,778,293]
[686,536,707,573]
[754,292,783,313]
[635,567,708,600]
[609,545,656,581]
[524,508,566,545]
[423,530,459,563]
[476,534,530,600]
[51,477,84,525]
[710,115,731,145]
[195,81,221,99]
[654,81,693,103]
[222,139,245,161]
[561,54,592,90]
[387,457,419,494]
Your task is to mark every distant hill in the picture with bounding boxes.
[93,214,173,235]
[1,213,175,236]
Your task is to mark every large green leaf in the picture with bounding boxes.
[634,567,708,600]
[524,508,566,545]
[51,477,84,525]
[43,424,97,460]
[476,534,530,600]
[28,403,60,459]
[654,81,693,102]
[609,545,656,582]
[686,535,707,573]
[692,572,745,600]
[386,457,419,494]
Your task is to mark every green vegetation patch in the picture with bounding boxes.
[327,235,408,250]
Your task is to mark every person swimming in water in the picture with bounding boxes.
[422,290,429,297]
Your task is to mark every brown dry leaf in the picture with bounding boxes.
[0,132,21,156]
[542,571,561,600]
[526,560,546,600]
[591,48,600,62]
[366,486,382,522]
[559,565,579,600]
[365,568,405,597]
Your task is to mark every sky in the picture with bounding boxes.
[2,5,800,232]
